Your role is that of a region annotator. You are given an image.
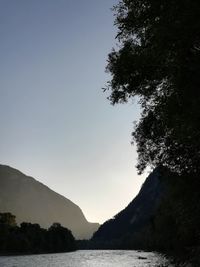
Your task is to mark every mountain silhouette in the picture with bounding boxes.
[92,167,166,246]
[0,164,99,239]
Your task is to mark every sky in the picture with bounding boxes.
[0,0,147,224]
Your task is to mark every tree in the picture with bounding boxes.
[0,213,16,226]
[106,0,200,175]
[0,214,77,254]
[47,223,76,252]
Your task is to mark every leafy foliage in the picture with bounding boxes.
[106,0,200,174]
[0,213,76,254]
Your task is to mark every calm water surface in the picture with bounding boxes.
[0,250,174,267]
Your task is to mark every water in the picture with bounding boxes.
[0,250,174,267]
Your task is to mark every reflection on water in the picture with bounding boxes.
[0,250,174,267]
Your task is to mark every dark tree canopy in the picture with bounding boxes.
[106,0,200,174]
[0,213,76,254]
[0,213,16,226]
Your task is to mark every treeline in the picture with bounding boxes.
[0,213,76,254]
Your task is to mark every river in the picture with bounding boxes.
[0,250,174,267]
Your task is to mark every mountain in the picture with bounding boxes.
[0,165,99,239]
[91,167,166,248]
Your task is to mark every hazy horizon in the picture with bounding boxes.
[0,0,146,224]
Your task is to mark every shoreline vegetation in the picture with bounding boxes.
[0,213,77,255]
[0,213,195,267]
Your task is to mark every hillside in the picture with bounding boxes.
[92,167,166,248]
[0,165,99,239]
[91,167,200,267]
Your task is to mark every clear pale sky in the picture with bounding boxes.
[0,0,147,224]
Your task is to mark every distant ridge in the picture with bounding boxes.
[0,164,99,239]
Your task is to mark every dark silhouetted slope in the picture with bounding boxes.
[92,167,166,246]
